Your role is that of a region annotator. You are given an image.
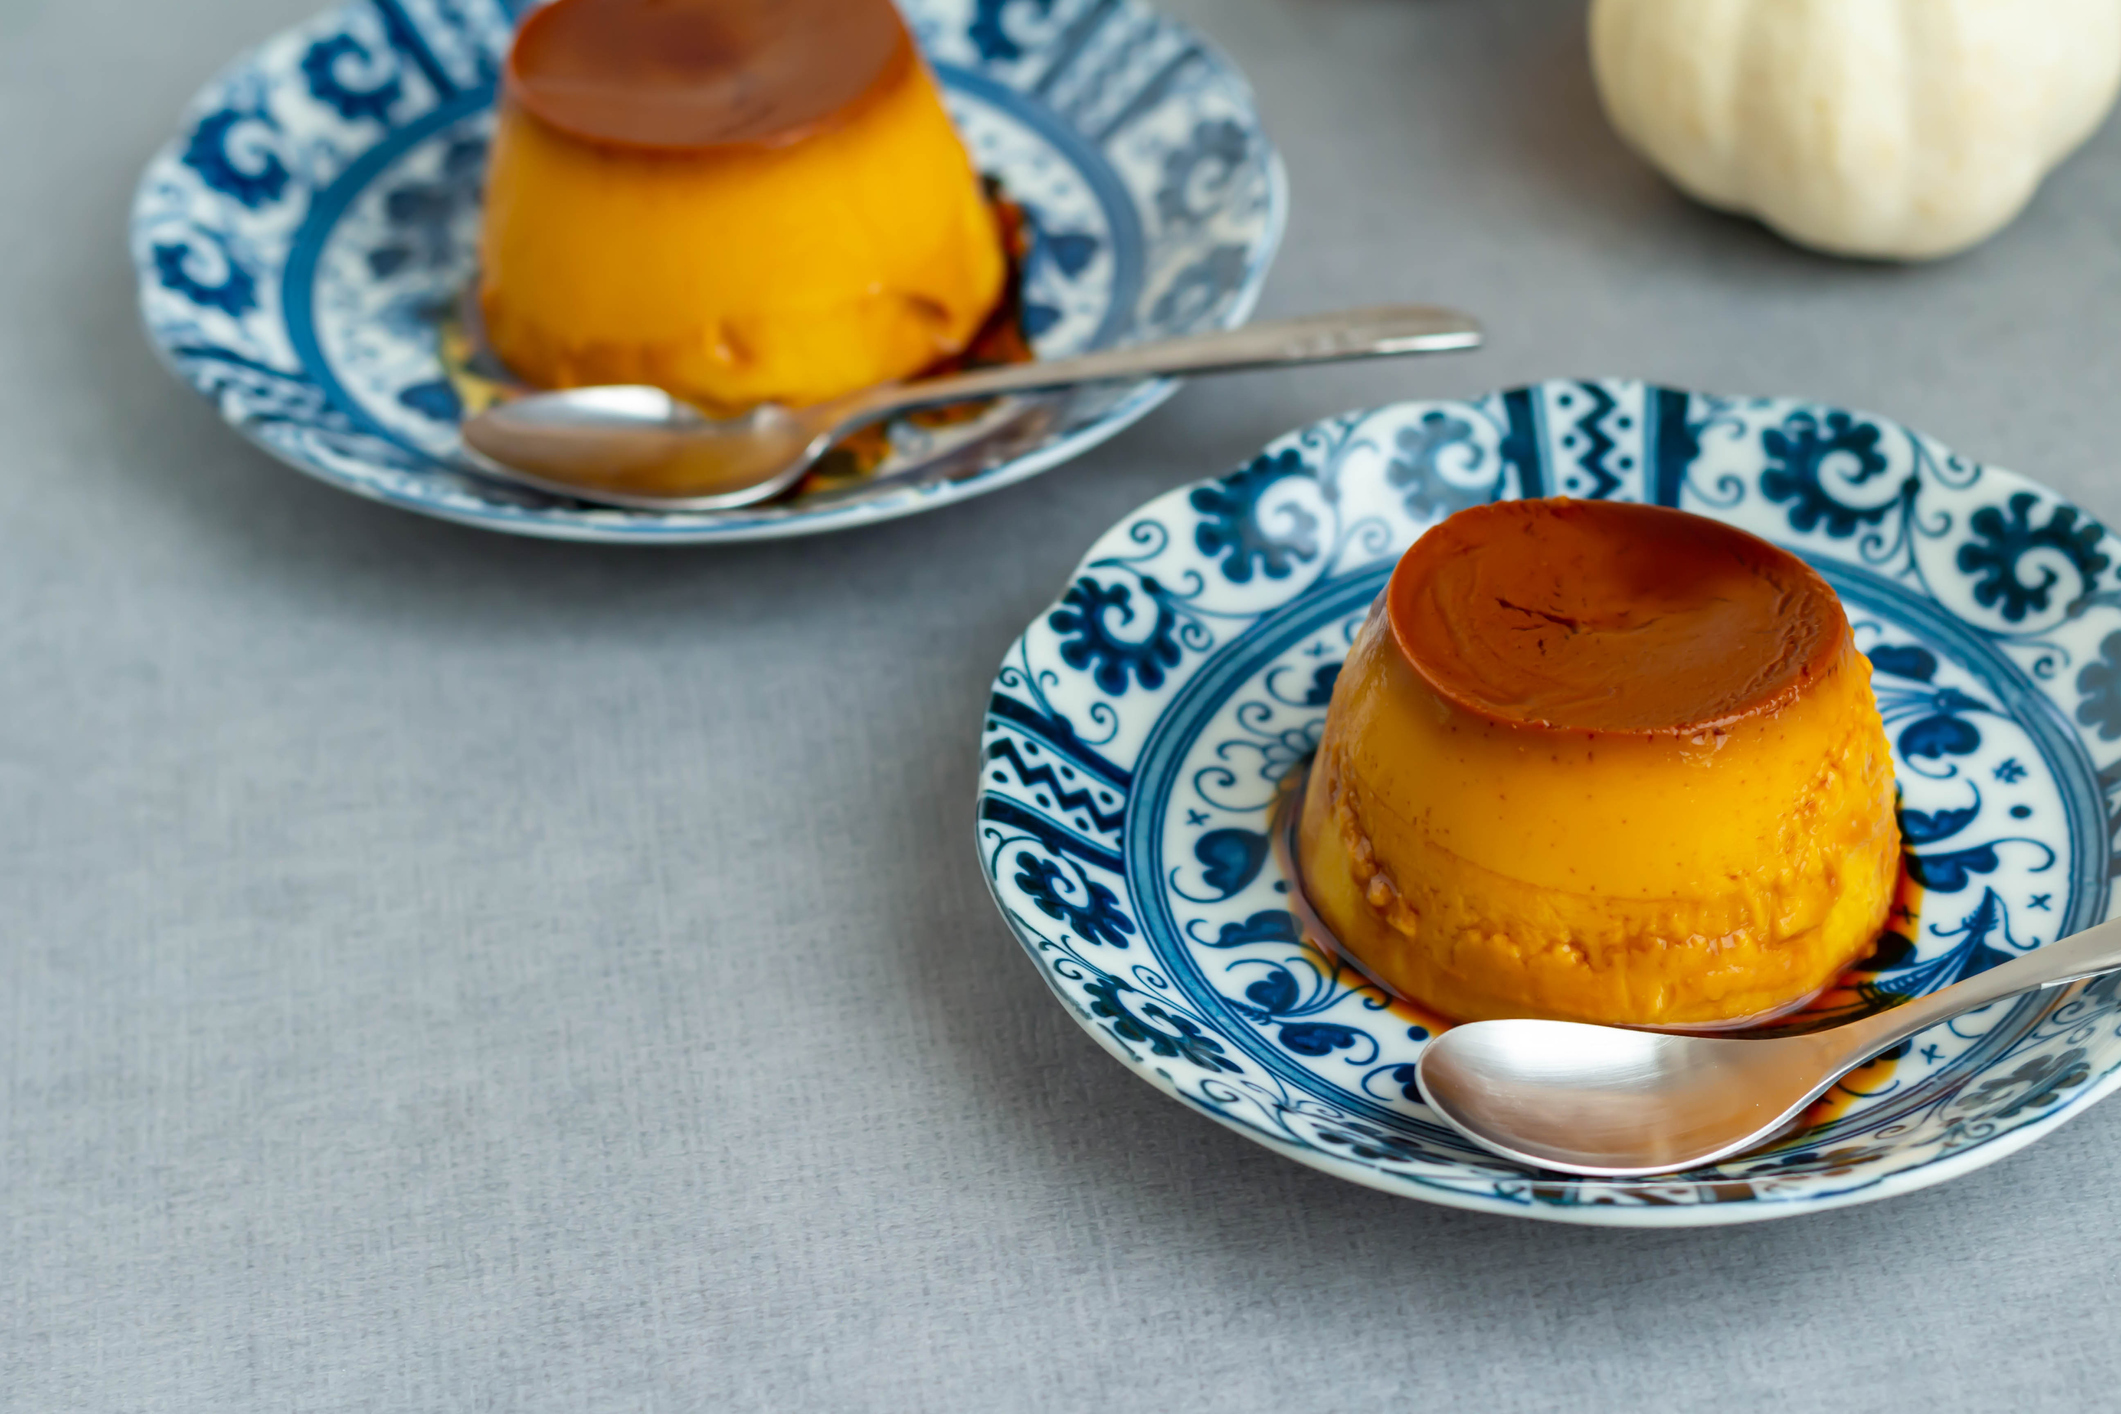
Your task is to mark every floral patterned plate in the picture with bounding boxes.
[130,0,1282,543]
[978,379,2121,1225]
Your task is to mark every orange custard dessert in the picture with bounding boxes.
[1297,499,1900,1028]
[478,0,1008,413]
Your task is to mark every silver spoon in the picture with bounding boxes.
[458,304,1481,511]
[1415,914,2121,1176]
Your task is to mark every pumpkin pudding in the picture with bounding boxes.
[1296,498,1900,1028]
[478,0,1008,414]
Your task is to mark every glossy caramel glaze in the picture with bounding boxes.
[1390,498,1844,734]
[1297,499,1902,1028]
[506,0,910,151]
[479,0,1007,412]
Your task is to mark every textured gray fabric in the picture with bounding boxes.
[7,0,2121,1408]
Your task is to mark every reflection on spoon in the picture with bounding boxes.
[459,304,1482,512]
[1416,915,2121,1176]
[1269,759,2118,1177]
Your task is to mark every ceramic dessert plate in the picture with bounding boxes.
[977,379,2121,1225]
[130,0,1282,542]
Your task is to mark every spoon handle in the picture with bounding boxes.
[832,304,1483,421]
[1824,912,2121,1063]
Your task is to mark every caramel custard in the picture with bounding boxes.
[478,0,1008,414]
[1296,499,1901,1028]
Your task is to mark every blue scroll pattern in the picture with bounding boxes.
[980,379,2121,1223]
[131,0,1282,543]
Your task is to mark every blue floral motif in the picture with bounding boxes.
[1726,1144,1881,1179]
[1014,203,1100,342]
[1759,410,1909,538]
[180,109,289,210]
[1899,712,1982,762]
[1149,243,1249,327]
[1194,910,1300,948]
[1864,927,1917,973]
[1960,1047,2090,1121]
[1386,410,1486,519]
[1315,1121,1427,1164]
[1019,302,1062,341]
[1155,119,1250,229]
[1278,1023,1371,1058]
[1867,644,1939,682]
[1189,448,1318,584]
[1900,799,1980,845]
[366,136,488,279]
[135,0,1282,544]
[1083,974,1239,1072]
[1049,576,1182,694]
[1878,685,1988,765]
[396,379,461,422]
[165,349,337,431]
[1957,491,2110,623]
[1193,828,1269,899]
[1216,947,1387,1064]
[1372,1062,1422,1101]
[1873,890,2025,1003]
[300,34,402,122]
[969,0,1054,62]
[1224,948,1382,1038]
[1014,852,1135,948]
[2075,631,2121,741]
[1905,846,2007,894]
[972,379,2121,1223]
[152,237,257,316]
[132,0,2121,1213]
[137,0,1284,546]
[1237,964,1304,1014]
[1300,663,1339,706]
[1038,228,1099,278]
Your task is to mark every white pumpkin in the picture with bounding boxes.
[1588,0,2121,259]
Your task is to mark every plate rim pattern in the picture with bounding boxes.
[130,0,1287,543]
[976,378,2121,1226]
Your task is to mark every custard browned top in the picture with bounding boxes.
[504,0,913,152]
[1386,498,1849,735]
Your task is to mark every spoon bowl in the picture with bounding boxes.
[1415,915,2121,1176]
[460,385,840,510]
[1416,1021,1852,1177]
[459,304,1482,511]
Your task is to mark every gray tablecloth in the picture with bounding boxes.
[9,0,2121,1408]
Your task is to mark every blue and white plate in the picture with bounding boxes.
[978,380,2121,1225]
[130,0,1283,543]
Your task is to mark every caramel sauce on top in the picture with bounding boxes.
[1387,499,1847,735]
[504,0,913,152]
